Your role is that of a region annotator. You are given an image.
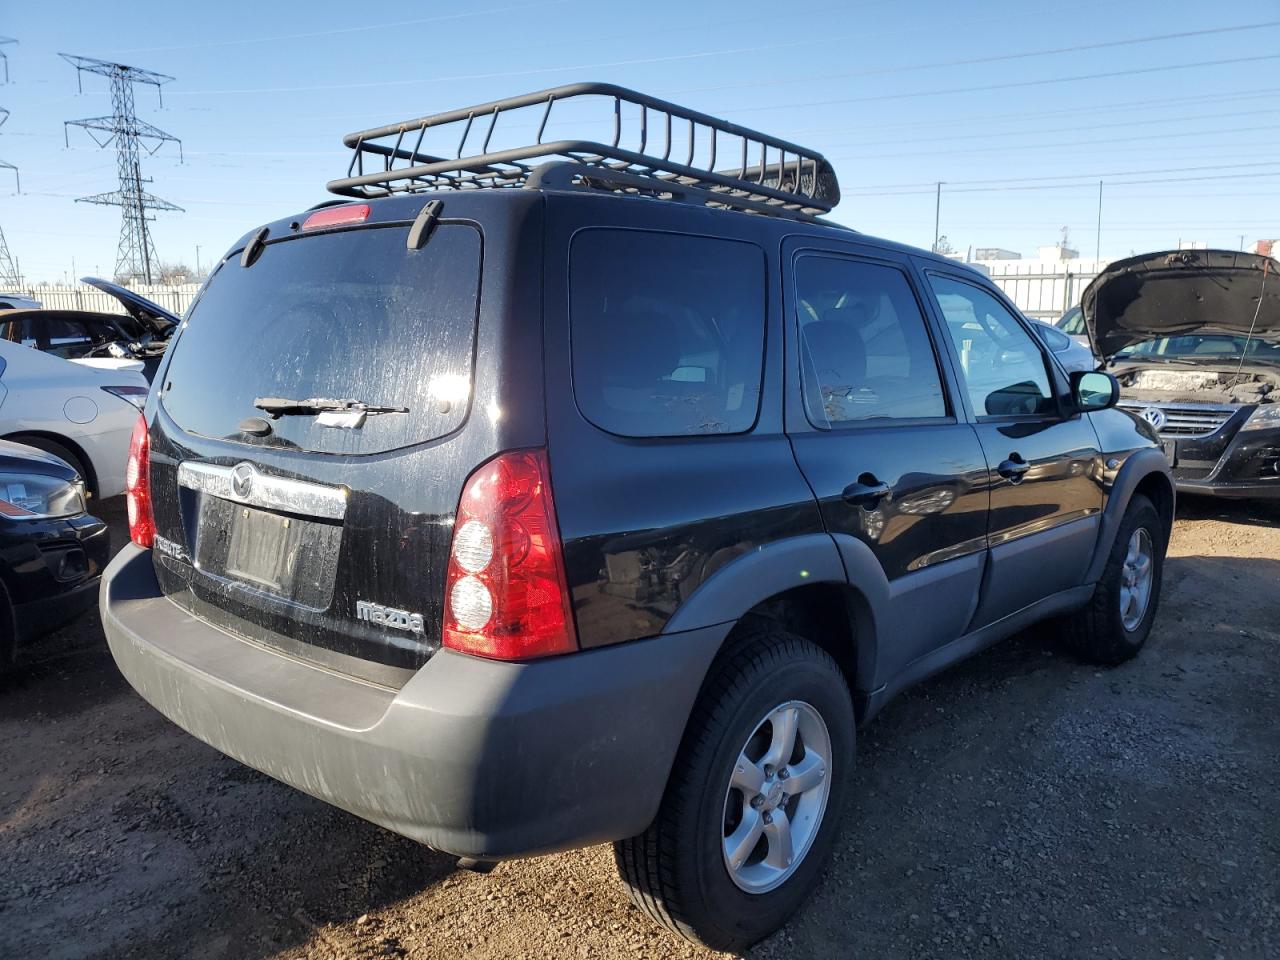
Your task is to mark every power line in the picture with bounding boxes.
[842,160,1280,192]
[821,106,1280,151]
[678,20,1280,96]
[164,11,1275,97]
[833,124,1280,162]
[724,53,1280,115]
[110,0,573,55]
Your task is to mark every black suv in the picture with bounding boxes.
[101,84,1173,951]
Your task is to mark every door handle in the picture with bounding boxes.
[997,454,1030,484]
[842,473,892,508]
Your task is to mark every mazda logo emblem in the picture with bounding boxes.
[1140,407,1167,431]
[230,462,255,499]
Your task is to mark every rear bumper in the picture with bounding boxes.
[102,544,727,859]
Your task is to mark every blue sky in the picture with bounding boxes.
[1,0,1278,282]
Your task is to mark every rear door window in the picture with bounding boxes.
[161,224,481,455]
[569,229,766,437]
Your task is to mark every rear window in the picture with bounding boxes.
[161,224,481,455]
[569,229,766,437]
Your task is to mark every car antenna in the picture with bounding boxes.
[1233,257,1270,381]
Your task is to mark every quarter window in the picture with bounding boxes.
[929,275,1056,418]
[794,256,947,425]
[569,230,766,438]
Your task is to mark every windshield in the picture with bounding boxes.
[1057,306,1084,335]
[161,223,482,455]
[1115,333,1280,363]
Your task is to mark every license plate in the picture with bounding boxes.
[224,506,305,593]
[194,496,342,608]
[1160,439,1178,466]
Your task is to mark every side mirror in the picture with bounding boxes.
[1071,370,1119,412]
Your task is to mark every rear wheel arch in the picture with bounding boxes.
[2,431,99,500]
[728,582,874,703]
[662,534,889,716]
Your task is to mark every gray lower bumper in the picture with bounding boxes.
[1176,479,1280,499]
[101,544,727,859]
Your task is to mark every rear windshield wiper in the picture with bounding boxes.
[253,396,409,418]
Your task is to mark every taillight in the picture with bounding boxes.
[124,413,154,548]
[443,449,577,660]
[301,203,370,231]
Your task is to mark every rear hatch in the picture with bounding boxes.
[148,197,533,686]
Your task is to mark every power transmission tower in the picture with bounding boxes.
[61,53,183,284]
[0,37,14,84]
[0,38,20,287]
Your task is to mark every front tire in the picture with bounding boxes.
[1061,493,1165,664]
[614,623,854,952]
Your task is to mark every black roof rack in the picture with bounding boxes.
[326,82,841,222]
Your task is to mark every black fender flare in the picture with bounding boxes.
[662,531,892,694]
[1085,446,1174,584]
[662,533,848,635]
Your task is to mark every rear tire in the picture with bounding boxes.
[6,436,94,500]
[1061,494,1164,665]
[613,622,854,952]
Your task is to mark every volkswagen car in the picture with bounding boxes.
[1084,249,1280,498]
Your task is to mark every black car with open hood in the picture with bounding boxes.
[1083,249,1280,498]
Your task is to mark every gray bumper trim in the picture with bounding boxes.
[101,544,728,859]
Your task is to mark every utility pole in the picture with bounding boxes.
[933,181,943,253]
[1240,235,1246,252]
[61,53,183,285]
[1095,180,1103,262]
[195,244,201,276]
[0,38,21,289]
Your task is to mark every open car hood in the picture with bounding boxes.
[80,276,180,335]
[1082,250,1280,359]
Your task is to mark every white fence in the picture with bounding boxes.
[980,260,1107,320]
[6,283,202,316]
[12,266,1102,324]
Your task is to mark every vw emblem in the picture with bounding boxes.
[1140,407,1167,431]
[230,462,255,499]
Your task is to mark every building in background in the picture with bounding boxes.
[974,247,1021,260]
[1036,243,1080,261]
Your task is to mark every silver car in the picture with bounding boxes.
[1033,316,1096,373]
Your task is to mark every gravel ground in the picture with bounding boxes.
[1,495,1277,960]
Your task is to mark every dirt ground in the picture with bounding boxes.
[1,495,1277,960]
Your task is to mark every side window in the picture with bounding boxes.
[1059,306,1085,336]
[794,255,947,426]
[569,230,766,437]
[928,275,1056,418]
